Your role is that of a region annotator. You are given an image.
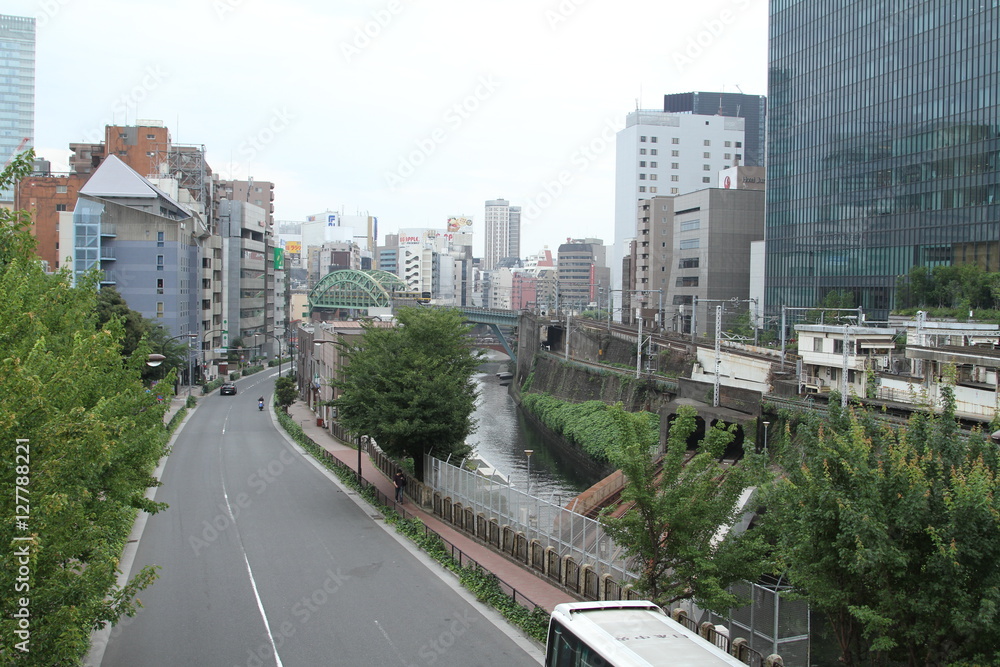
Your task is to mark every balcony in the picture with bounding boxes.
[100,224,116,237]
[99,246,116,261]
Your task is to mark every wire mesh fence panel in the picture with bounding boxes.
[426,455,634,581]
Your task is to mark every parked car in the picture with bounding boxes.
[220,383,237,395]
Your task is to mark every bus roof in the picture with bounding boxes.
[550,601,747,666]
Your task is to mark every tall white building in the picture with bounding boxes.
[0,15,34,203]
[612,110,746,303]
[484,198,520,271]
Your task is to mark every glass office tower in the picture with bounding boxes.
[0,15,35,203]
[766,1,1000,320]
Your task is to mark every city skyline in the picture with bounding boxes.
[4,0,768,259]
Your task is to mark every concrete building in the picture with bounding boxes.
[69,156,207,380]
[766,1,1000,321]
[218,179,275,227]
[556,239,609,314]
[0,15,34,204]
[663,91,767,168]
[613,110,747,304]
[218,199,276,360]
[632,187,764,333]
[484,198,520,271]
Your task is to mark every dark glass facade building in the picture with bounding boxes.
[766,1,1000,320]
[663,91,768,167]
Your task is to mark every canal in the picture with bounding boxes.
[465,352,605,505]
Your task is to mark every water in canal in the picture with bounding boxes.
[465,352,603,506]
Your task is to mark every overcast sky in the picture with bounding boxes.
[10,0,768,256]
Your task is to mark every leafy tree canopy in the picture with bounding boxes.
[600,404,769,614]
[0,150,167,664]
[760,388,1000,666]
[332,307,483,480]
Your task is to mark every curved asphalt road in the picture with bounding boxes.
[95,372,542,666]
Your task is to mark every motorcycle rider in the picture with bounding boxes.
[258,396,265,411]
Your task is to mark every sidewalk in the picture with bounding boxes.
[284,401,580,614]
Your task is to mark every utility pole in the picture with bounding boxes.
[636,311,643,379]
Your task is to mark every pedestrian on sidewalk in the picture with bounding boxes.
[393,469,407,504]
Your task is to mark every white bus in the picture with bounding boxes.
[545,601,749,667]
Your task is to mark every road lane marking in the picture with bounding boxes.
[221,462,285,667]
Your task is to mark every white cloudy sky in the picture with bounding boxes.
[11,0,767,256]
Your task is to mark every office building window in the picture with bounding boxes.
[703,164,711,171]
[157,255,164,270]
[672,150,679,157]
[651,136,658,143]
[702,177,711,183]
[639,161,646,167]
[639,186,646,192]
[56,185,67,194]
[725,141,731,147]
[640,136,647,142]
[680,219,700,231]
[724,153,731,159]
[670,188,679,194]
[650,161,657,168]
[156,302,164,318]
[703,152,711,158]
[735,141,742,147]
[671,163,679,169]
[671,137,679,144]
[157,278,164,295]
[55,204,66,212]
[671,175,679,182]
[679,239,700,249]
[157,231,164,247]
[639,173,646,180]
[649,174,657,181]
[640,148,647,155]
[650,149,657,155]
[703,139,711,146]
[650,187,657,193]
[679,257,700,268]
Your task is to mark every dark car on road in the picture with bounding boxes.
[220,383,237,395]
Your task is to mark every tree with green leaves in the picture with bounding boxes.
[331,307,483,480]
[599,404,769,614]
[274,375,297,413]
[0,151,167,664]
[760,389,1000,666]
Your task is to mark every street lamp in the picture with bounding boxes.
[762,421,770,454]
[253,331,284,378]
[524,449,534,495]
[154,333,198,395]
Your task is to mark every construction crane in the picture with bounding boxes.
[3,136,31,168]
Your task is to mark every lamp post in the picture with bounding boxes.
[524,449,534,495]
[254,331,284,378]
[762,421,770,454]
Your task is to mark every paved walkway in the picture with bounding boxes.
[283,400,580,614]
